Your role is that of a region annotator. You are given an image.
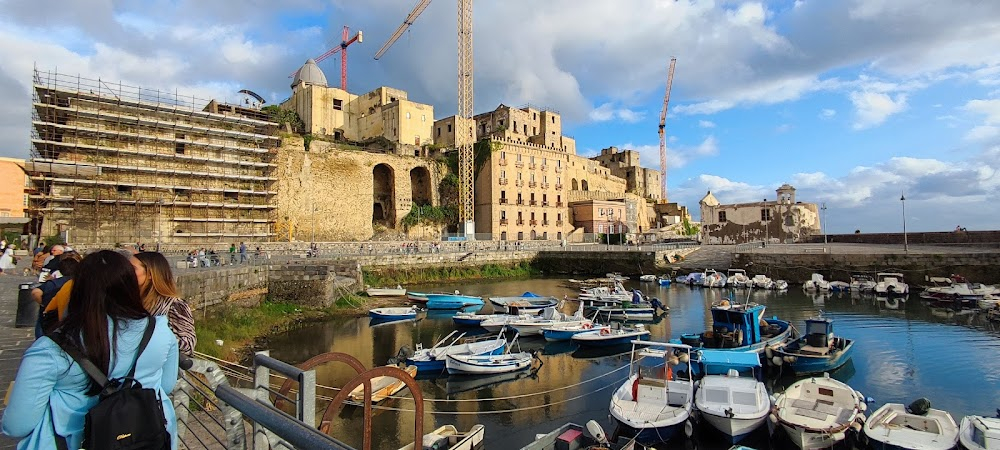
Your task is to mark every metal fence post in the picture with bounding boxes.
[253,351,272,450]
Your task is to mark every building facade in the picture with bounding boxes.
[568,200,628,234]
[26,68,280,246]
[0,157,28,218]
[590,146,661,201]
[282,59,435,153]
[699,184,821,244]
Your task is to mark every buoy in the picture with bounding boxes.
[684,419,694,438]
[668,355,679,366]
[859,402,867,412]
[678,352,690,363]
[769,413,778,424]
[765,346,774,359]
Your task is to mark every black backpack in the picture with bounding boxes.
[52,316,170,450]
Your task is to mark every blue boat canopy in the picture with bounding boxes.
[698,349,762,368]
[521,291,541,297]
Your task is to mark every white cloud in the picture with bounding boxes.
[775,123,792,133]
[819,109,836,119]
[588,102,644,123]
[616,135,720,173]
[965,99,1000,125]
[966,125,1000,141]
[698,120,716,128]
[850,91,907,129]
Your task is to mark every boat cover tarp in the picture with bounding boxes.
[698,349,762,368]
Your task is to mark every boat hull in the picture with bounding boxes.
[368,308,417,320]
[700,412,766,444]
[347,365,418,403]
[424,294,484,310]
[445,353,533,375]
[785,341,855,375]
[614,422,686,445]
[779,423,847,449]
[573,330,650,347]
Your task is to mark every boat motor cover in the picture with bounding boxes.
[906,398,932,416]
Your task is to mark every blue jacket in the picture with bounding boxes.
[2,315,179,450]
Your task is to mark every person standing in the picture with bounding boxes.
[1,250,179,449]
[134,252,196,356]
[229,243,237,265]
[0,245,16,275]
[239,242,248,264]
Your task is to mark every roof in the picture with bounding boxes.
[700,190,720,206]
[698,349,762,368]
[291,59,328,89]
[777,183,796,191]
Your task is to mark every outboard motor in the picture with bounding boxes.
[649,297,668,312]
[387,345,414,366]
[906,398,932,416]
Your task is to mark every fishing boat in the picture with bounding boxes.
[425,292,485,310]
[694,353,771,444]
[803,273,830,291]
[727,269,753,288]
[510,303,587,336]
[639,274,657,282]
[658,276,672,286]
[578,282,632,302]
[771,373,867,449]
[404,331,507,374]
[960,413,1000,450]
[875,272,910,297]
[770,317,854,375]
[369,306,419,321]
[686,271,707,286]
[573,324,650,347]
[675,274,690,284]
[366,285,406,297]
[583,289,667,321]
[541,320,610,342]
[347,364,418,403]
[446,334,535,375]
[673,300,792,355]
[864,399,959,450]
[610,341,696,444]
[398,424,486,450]
[489,293,559,314]
[519,421,636,450]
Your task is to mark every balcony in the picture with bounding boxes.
[515,180,524,187]
[556,201,564,207]
[529,200,537,206]
[515,161,524,168]
[556,220,563,226]
[516,199,525,205]
[499,198,508,204]
[555,184,563,190]
[498,159,507,166]
[541,182,549,189]
[500,219,508,225]
[517,219,524,225]
[499,178,508,185]
[528,181,537,188]
[528,163,536,170]
[542,201,549,207]
[540,165,548,171]
[542,221,550,226]
[529,220,538,226]
[555,166,563,173]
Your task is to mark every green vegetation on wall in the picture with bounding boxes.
[261,105,304,133]
[400,204,459,229]
[682,218,699,236]
[364,261,539,286]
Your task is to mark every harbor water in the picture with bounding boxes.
[264,278,1000,449]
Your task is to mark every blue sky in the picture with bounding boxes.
[1,0,998,233]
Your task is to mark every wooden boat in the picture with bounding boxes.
[771,317,854,375]
[398,424,485,450]
[367,285,406,296]
[864,401,959,450]
[369,306,419,321]
[405,331,507,374]
[771,373,867,449]
[960,414,1000,450]
[573,324,649,347]
[673,301,792,354]
[518,421,636,450]
[347,365,418,403]
[489,294,559,314]
[610,341,696,444]
[446,351,533,375]
[694,353,770,444]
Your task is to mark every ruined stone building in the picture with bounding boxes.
[699,184,821,244]
[590,147,661,200]
[25,68,280,246]
[282,59,435,155]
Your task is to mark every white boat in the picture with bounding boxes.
[703,270,728,288]
[864,401,959,450]
[803,273,830,291]
[398,424,485,450]
[960,414,1000,450]
[347,365,418,403]
[851,274,877,292]
[519,421,634,450]
[480,314,530,333]
[367,285,406,296]
[875,272,910,296]
[609,341,696,444]
[828,281,851,292]
[509,303,587,336]
[774,280,789,290]
[639,274,657,282]
[446,340,534,375]
[540,321,611,342]
[695,368,771,444]
[572,324,650,347]
[751,274,773,289]
[771,373,867,449]
[369,306,419,321]
[980,295,1000,310]
[727,269,753,288]
[405,331,507,374]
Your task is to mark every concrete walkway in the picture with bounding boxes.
[0,258,40,449]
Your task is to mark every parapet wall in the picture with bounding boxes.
[175,265,269,310]
[733,251,1000,285]
[805,231,1000,246]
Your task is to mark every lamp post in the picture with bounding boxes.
[821,203,827,246]
[900,193,908,253]
[608,208,615,250]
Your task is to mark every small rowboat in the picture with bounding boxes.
[446,352,534,375]
[367,285,406,297]
[347,365,418,403]
[407,292,429,304]
[398,424,485,450]
[572,324,650,347]
[369,307,419,321]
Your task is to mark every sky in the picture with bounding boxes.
[1,0,999,233]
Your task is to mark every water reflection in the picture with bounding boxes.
[264,278,1000,449]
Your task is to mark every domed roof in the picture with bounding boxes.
[291,59,328,89]
[700,190,720,206]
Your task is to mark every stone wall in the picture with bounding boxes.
[533,250,662,276]
[803,231,1000,246]
[175,265,269,310]
[266,261,362,307]
[733,251,1000,285]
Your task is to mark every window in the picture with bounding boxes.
[518,172,522,180]
[543,176,547,183]
[542,194,547,202]
[333,99,343,110]
[501,170,506,178]
[552,116,556,123]
[175,133,185,154]
[543,212,547,221]
[517,232,524,240]
[530,156,535,163]
[523,124,527,134]
[530,193,535,202]
[500,190,506,199]
[518,211,523,220]
[600,208,605,216]
[557,213,562,221]
[761,208,772,221]
[436,127,441,137]
[533,126,537,135]
[117,185,133,195]
[534,113,537,120]
[556,177,561,184]
[530,173,535,182]
[598,224,604,233]
[517,154,522,161]
[501,210,506,220]
[406,112,411,119]
[174,188,190,197]
[224,191,239,201]
[517,193,523,202]
[448,124,452,132]
[557,160,561,167]
[501,151,506,159]
[421,114,426,122]
[557,195,561,204]
[514,121,518,132]
[719,211,727,222]
[23,194,29,206]
[531,212,535,220]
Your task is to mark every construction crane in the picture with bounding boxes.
[290,26,363,91]
[658,57,677,202]
[377,0,476,236]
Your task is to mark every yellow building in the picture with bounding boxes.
[0,157,28,219]
[282,60,435,153]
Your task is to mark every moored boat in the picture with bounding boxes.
[367,285,406,296]
[727,268,753,288]
[397,424,485,450]
[404,331,507,374]
[610,341,696,444]
[751,274,773,289]
[658,276,672,286]
[369,306,419,321]
[771,373,867,449]
[695,363,771,444]
[851,274,877,292]
[347,364,418,403]
[452,312,489,327]
[425,292,485,310]
[771,317,854,375]
[518,421,635,450]
[572,324,649,347]
[960,413,1000,450]
[803,273,830,291]
[828,281,851,292]
[639,274,657,282]
[445,343,534,375]
[489,293,559,314]
[407,291,429,304]
[540,321,609,342]
[864,399,959,450]
[875,272,910,297]
[672,300,792,354]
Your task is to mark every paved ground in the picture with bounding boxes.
[0,258,41,449]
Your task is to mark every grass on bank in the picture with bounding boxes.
[363,261,539,286]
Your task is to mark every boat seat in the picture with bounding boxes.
[789,398,847,422]
[799,344,831,356]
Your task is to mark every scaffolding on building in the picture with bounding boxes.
[26,67,281,247]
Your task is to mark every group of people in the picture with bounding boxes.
[2,246,195,449]
[186,242,257,267]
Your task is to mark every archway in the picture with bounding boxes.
[571,178,578,190]
[581,180,589,191]
[373,164,395,226]
[410,166,432,206]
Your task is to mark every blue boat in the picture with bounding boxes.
[771,317,854,375]
[405,330,507,374]
[658,277,671,286]
[424,292,485,310]
[672,301,792,355]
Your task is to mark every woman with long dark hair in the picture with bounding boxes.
[134,252,196,356]
[1,250,178,449]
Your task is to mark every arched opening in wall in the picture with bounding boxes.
[373,164,395,226]
[500,231,507,240]
[530,230,537,240]
[571,179,579,190]
[410,166,432,206]
[581,180,589,191]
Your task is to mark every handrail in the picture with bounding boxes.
[215,384,353,450]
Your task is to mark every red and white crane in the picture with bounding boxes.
[290,25,363,91]
[658,57,677,202]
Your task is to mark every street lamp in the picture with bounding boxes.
[607,208,615,250]
[900,193,908,253]
[821,203,828,246]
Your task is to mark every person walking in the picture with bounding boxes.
[229,243,237,265]
[0,245,16,275]
[1,250,179,449]
[134,252,196,356]
[239,242,248,264]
